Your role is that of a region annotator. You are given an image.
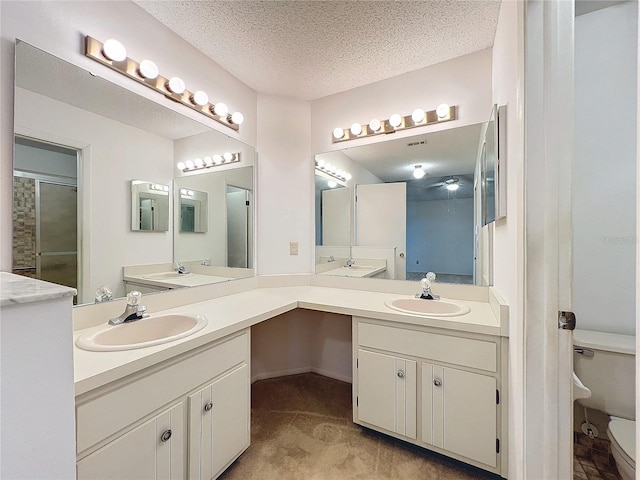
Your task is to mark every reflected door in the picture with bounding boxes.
[226,186,252,268]
[356,183,406,280]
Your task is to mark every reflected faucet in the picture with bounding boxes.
[95,285,113,303]
[174,262,190,274]
[109,291,148,325]
[417,272,440,300]
[345,257,355,267]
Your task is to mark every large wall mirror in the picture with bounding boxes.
[12,40,256,305]
[315,122,494,286]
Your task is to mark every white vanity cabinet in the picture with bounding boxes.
[76,329,250,480]
[353,317,504,475]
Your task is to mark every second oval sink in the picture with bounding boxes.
[76,313,208,352]
[385,298,470,317]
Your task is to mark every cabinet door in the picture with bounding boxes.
[77,403,184,480]
[422,363,497,467]
[188,363,250,480]
[357,349,416,439]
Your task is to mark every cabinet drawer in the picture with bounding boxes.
[77,331,249,454]
[356,321,496,372]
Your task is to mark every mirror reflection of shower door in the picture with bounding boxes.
[139,197,156,230]
[37,181,78,302]
[226,186,252,268]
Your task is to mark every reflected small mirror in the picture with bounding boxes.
[131,180,170,232]
[179,188,208,233]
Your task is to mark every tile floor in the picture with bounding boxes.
[573,431,621,480]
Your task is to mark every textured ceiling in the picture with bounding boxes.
[135,0,501,100]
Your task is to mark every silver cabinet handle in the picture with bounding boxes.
[433,378,442,387]
[397,370,405,378]
[204,401,213,413]
[160,429,172,442]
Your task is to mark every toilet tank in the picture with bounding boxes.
[574,329,635,420]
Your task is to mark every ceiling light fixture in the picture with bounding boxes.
[315,159,351,183]
[177,153,241,173]
[413,165,426,179]
[332,104,457,143]
[86,36,242,132]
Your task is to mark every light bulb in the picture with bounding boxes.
[412,108,425,123]
[369,119,381,132]
[223,152,233,162]
[194,158,204,167]
[167,76,185,95]
[350,123,362,136]
[344,173,352,181]
[327,180,337,188]
[185,159,195,169]
[191,90,209,106]
[203,156,213,166]
[102,39,127,62]
[213,154,222,164]
[436,103,450,119]
[446,183,459,191]
[316,158,326,168]
[211,102,228,116]
[177,161,186,170]
[187,190,194,196]
[333,127,344,140]
[413,165,426,179]
[138,59,158,79]
[389,114,402,128]
[230,112,244,125]
[329,165,337,174]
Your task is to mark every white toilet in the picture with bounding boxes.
[574,329,636,480]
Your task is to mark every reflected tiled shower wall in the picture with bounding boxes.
[12,176,36,278]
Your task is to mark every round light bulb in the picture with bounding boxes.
[211,102,228,116]
[194,158,204,167]
[389,114,402,128]
[436,103,450,119]
[412,108,426,123]
[212,154,222,164]
[191,90,209,106]
[369,119,381,132]
[446,182,459,191]
[327,180,337,189]
[344,173,352,181]
[316,158,326,168]
[413,165,426,179]
[230,112,244,125]
[138,59,159,79]
[203,156,213,166]
[177,161,186,170]
[102,39,127,62]
[329,165,337,174]
[350,123,362,136]
[185,159,195,169]
[333,127,344,140]
[187,190,194,196]
[167,76,186,95]
[223,152,233,162]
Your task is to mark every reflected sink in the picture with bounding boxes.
[143,271,194,280]
[385,298,470,317]
[76,313,208,352]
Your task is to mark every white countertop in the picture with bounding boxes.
[73,285,503,396]
[0,272,76,307]
[124,272,235,289]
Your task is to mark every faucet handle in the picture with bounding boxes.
[136,305,148,318]
[126,290,142,306]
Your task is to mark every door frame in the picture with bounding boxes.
[523,1,575,478]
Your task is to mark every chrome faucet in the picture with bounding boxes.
[174,262,190,274]
[109,291,148,325]
[417,272,440,300]
[328,256,336,263]
[345,257,356,267]
[94,285,113,303]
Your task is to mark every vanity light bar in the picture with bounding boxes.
[315,159,352,182]
[177,153,241,173]
[331,104,457,143]
[85,36,243,132]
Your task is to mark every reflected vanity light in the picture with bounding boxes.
[413,165,426,179]
[85,36,242,132]
[331,103,457,143]
[177,152,241,173]
[315,159,351,182]
[150,184,169,192]
[327,180,338,188]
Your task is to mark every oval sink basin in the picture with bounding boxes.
[143,271,194,280]
[76,313,208,352]
[385,298,470,317]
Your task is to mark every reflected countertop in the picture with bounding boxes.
[0,272,76,307]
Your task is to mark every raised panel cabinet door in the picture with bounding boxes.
[189,363,250,480]
[421,363,445,449]
[77,403,184,480]
[357,349,416,439]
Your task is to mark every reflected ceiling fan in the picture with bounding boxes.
[428,176,460,191]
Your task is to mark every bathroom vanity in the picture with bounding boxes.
[71,278,508,479]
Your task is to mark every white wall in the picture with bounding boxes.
[574,2,638,335]
[406,197,474,275]
[257,95,313,274]
[0,0,257,271]
[491,1,525,479]
[16,88,175,302]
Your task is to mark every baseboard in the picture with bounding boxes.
[251,366,352,384]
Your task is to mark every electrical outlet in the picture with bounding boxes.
[289,241,299,255]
